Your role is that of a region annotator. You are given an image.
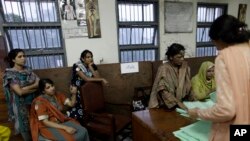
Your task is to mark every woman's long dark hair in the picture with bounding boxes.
[165,43,185,60]
[209,14,250,44]
[5,49,25,68]
[80,49,93,59]
[39,78,54,93]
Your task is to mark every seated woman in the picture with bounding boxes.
[148,43,193,110]
[30,78,89,141]
[68,49,108,124]
[191,61,216,100]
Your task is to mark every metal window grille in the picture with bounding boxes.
[196,3,227,57]
[1,0,65,69]
[117,0,159,63]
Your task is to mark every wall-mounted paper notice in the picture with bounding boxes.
[120,62,139,74]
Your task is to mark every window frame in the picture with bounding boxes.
[116,0,159,63]
[196,3,227,57]
[0,0,66,69]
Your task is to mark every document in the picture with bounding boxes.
[174,97,215,141]
[174,120,212,141]
[176,99,215,118]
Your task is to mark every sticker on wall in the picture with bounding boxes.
[120,62,139,74]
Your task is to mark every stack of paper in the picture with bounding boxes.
[184,99,215,109]
[209,91,216,102]
[173,120,212,141]
[176,99,215,117]
[174,93,216,141]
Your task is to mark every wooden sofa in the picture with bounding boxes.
[34,56,215,115]
[0,56,215,140]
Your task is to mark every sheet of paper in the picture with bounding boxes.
[120,62,139,74]
[176,99,215,119]
[174,130,198,141]
[174,120,212,141]
[181,120,212,141]
[183,99,214,109]
[174,97,215,140]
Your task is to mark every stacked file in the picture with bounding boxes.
[176,92,216,117]
[175,99,215,118]
[173,120,212,141]
[174,93,216,141]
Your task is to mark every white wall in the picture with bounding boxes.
[159,0,250,60]
[64,0,250,66]
[64,0,118,66]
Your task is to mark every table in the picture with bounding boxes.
[132,109,195,141]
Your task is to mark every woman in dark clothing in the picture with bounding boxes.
[68,49,108,124]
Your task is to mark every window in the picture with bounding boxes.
[117,0,159,63]
[1,0,65,69]
[196,3,227,57]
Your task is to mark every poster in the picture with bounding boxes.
[238,4,247,23]
[164,1,193,33]
[60,0,88,38]
[85,0,101,38]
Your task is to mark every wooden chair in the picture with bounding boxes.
[79,82,131,141]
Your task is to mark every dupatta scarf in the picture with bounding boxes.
[3,67,38,133]
[191,61,216,100]
[29,96,72,141]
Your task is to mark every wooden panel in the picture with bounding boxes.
[187,56,215,77]
[33,61,153,106]
[31,58,216,116]
[152,56,216,80]
[0,100,8,123]
[98,62,153,105]
[133,117,161,141]
[0,36,8,100]
[0,72,5,100]
[34,67,72,94]
[0,36,8,71]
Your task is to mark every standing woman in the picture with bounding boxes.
[68,49,108,124]
[148,43,193,110]
[188,15,250,141]
[3,49,39,141]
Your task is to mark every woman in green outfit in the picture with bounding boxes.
[191,61,216,100]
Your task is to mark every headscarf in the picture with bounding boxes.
[191,61,216,100]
